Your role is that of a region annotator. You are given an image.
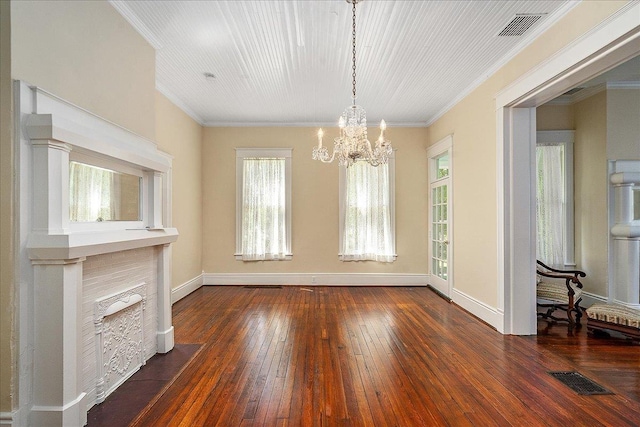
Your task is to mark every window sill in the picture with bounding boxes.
[338,254,397,262]
[234,254,293,261]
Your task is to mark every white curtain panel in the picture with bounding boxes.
[536,145,565,267]
[341,161,394,262]
[241,158,287,260]
[69,161,115,222]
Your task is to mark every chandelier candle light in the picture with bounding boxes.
[313,0,392,167]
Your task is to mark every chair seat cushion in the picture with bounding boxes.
[586,303,640,329]
[536,281,582,304]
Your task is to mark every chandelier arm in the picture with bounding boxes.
[319,149,337,164]
[363,138,376,157]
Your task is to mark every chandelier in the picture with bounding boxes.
[312,0,392,167]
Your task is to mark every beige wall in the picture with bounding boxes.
[202,127,429,275]
[426,1,630,307]
[537,104,574,130]
[574,91,609,296]
[0,0,13,414]
[155,92,203,288]
[607,88,640,160]
[11,0,156,140]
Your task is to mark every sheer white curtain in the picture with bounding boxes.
[341,161,395,262]
[536,144,565,267]
[69,161,115,222]
[241,158,287,260]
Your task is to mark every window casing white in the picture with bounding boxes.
[339,156,396,262]
[235,148,292,261]
[536,130,575,267]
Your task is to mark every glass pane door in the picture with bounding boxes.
[431,182,448,282]
[428,146,451,297]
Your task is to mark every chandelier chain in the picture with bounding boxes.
[312,0,392,168]
[351,0,357,103]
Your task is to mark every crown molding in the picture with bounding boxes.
[156,82,205,125]
[202,121,428,128]
[109,1,164,50]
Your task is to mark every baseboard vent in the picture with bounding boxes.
[548,371,613,395]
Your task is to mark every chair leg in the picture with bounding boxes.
[574,298,583,326]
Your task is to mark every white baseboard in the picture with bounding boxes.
[580,292,640,310]
[203,273,429,286]
[171,274,203,304]
[452,288,502,330]
[581,291,608,308]
[612,300,640,310]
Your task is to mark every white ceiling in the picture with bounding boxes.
[111,0,577,127]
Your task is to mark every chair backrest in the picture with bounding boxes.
[536,260,585,289]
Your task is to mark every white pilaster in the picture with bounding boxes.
[147,171,164,229]
[156,243,174,353]
[31,258,88,427]
[31,140,71,235]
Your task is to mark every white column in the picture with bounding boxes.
[31,258,88,427]
[610,171,640,308]
[31,140,71,234]
[156,243,174,353]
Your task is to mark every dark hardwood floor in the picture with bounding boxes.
[127,286,639,426]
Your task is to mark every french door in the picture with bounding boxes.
[428,136,452,297]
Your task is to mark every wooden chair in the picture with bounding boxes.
[536,260,586,329]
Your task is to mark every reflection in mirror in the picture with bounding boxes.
[70,161,141,222]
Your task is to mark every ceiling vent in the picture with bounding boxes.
[498,13,546,37]
[563,87,584,96]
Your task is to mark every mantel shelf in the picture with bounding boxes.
[28,228,179,260]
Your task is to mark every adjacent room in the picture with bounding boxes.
[1,1,638,426]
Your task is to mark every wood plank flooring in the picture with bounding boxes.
[131,286,640,426]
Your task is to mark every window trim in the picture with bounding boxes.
[235,148,293,260]
[536,130,575,266]
[338,154,397,261]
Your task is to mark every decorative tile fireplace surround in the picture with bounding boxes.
[15,81,178,427]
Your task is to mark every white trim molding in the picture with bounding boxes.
[171,274,204,304]
[452,289,503,329]
[495,2,640,335]
[203,273,429,287]
[581,291,608,308]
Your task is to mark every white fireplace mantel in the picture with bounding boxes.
[28,228,178,260]
[15,81,178,427]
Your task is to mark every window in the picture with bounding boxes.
[236,148,292,260]
[536,131,574,267]
[339,157,396,262]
